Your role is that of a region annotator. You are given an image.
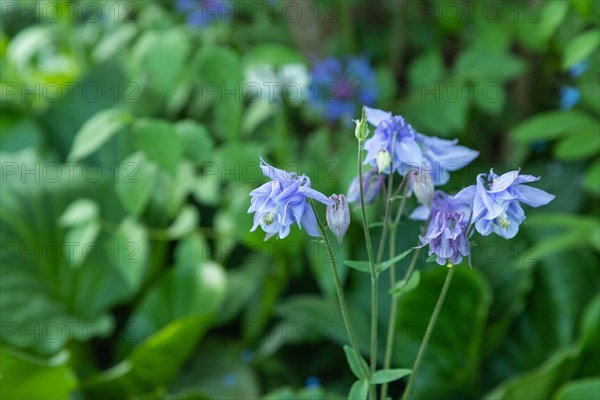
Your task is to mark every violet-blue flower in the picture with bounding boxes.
[177,0,229,27]
[249,158,333,240]
[454,169,555,239]
[347,169,385,204]
[412,191,471,266]
[362,107,478,184]
[309,56,378,122]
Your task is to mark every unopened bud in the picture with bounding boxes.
[326,194,350,243]
[410,168,434,207]
[376,150,391,173]
[354,107,369,141]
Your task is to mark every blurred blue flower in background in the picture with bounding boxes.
[559,86,581,110]
[240,348,254,363]
[177,0,230,27]
[309,56,378,122]
[568,59,590,77]
[305,376,320,389]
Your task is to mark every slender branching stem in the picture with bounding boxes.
[402,267,456,400]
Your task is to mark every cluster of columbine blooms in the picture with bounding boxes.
[249,106,554,266]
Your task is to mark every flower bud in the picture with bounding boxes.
[376,150,391,173]
[354,107,369,141]
[326,194,350,243]
[410,168,434,207]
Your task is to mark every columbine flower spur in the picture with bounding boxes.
[454,169,555,239]
[248,158,333,240]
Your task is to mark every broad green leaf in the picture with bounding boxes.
[133,118,183,176]
[58,199,99,227]
[453,49,526,81]
[562,30,600,70]
[198,46,243,140]
[370,368,412,384]
[107,218,148,292]
[244,43,304,67]
[131,30,190,93]
[344,345,369,379]
[390,270,421,296]
[0,347,77,399]
[348,379,369,400]
[511,111,595,143]
[554,379,600,400]
[115,151,158,217]
[378,249,414,274]
[554,122,600,160]
[408,50,445,86]
[63,219,101,267]
[537,1,569,41]
[67,109,133,161]
[122,260,226,347]
[175,120,214,164]
[343,260,372,274]
[166,205,199,239]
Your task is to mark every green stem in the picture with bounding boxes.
[309,200,373,394]
[357,141,379,379]
[402,267,455,400]
[380,188,418,400]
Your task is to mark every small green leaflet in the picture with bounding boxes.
[370,368,412,384]
[343,345,369,379]
[348,379,369,400]
[390,271,421,297]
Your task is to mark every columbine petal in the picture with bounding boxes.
[514,185,556,207]
[364,106,392,126]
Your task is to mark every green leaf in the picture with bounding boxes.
[390,271,421,296]
[370,368,412,384]
[378,249,414,274]
[554,378,600,400]
[348,379,369,400]
[537,1,569,41]
[453,48,526,81]
[175,120,214,164]
[133,118,183,176]
[131,30,190,93]
[343,260,372,274]
[344,345,369,379]
[562,30,600,70]
[554,121,600,160]
[408,50,445,86]
[0,347,77,399]
[115,151,158,216]
[67,109,132,161]
[58,199,99,227]
[511,111,595,143]
[583,158,600,195]
[244,43,304,67]
[198,46,243,140]
[166,205,199,239]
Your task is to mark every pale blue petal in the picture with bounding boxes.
[515,185,555,207]
[364,106,392,127]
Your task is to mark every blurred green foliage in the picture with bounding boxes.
[1,0,599,399]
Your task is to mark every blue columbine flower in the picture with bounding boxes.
[412,191,471,266]
[309,56,378,122]
[248,158,333,240]
[559,86,581,110]
[569,60,590,77]
[176,0,230,27]
[346,169,385,204]
[362,107,479,184]
[454,169,555,239]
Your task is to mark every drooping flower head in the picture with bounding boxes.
[346,169,385,204]
[454,169,555,239]
[411,191,471,266]
[249,158,333,240]
[177,0,230,27]
[362,107,479,185]
[309,56,378,122]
